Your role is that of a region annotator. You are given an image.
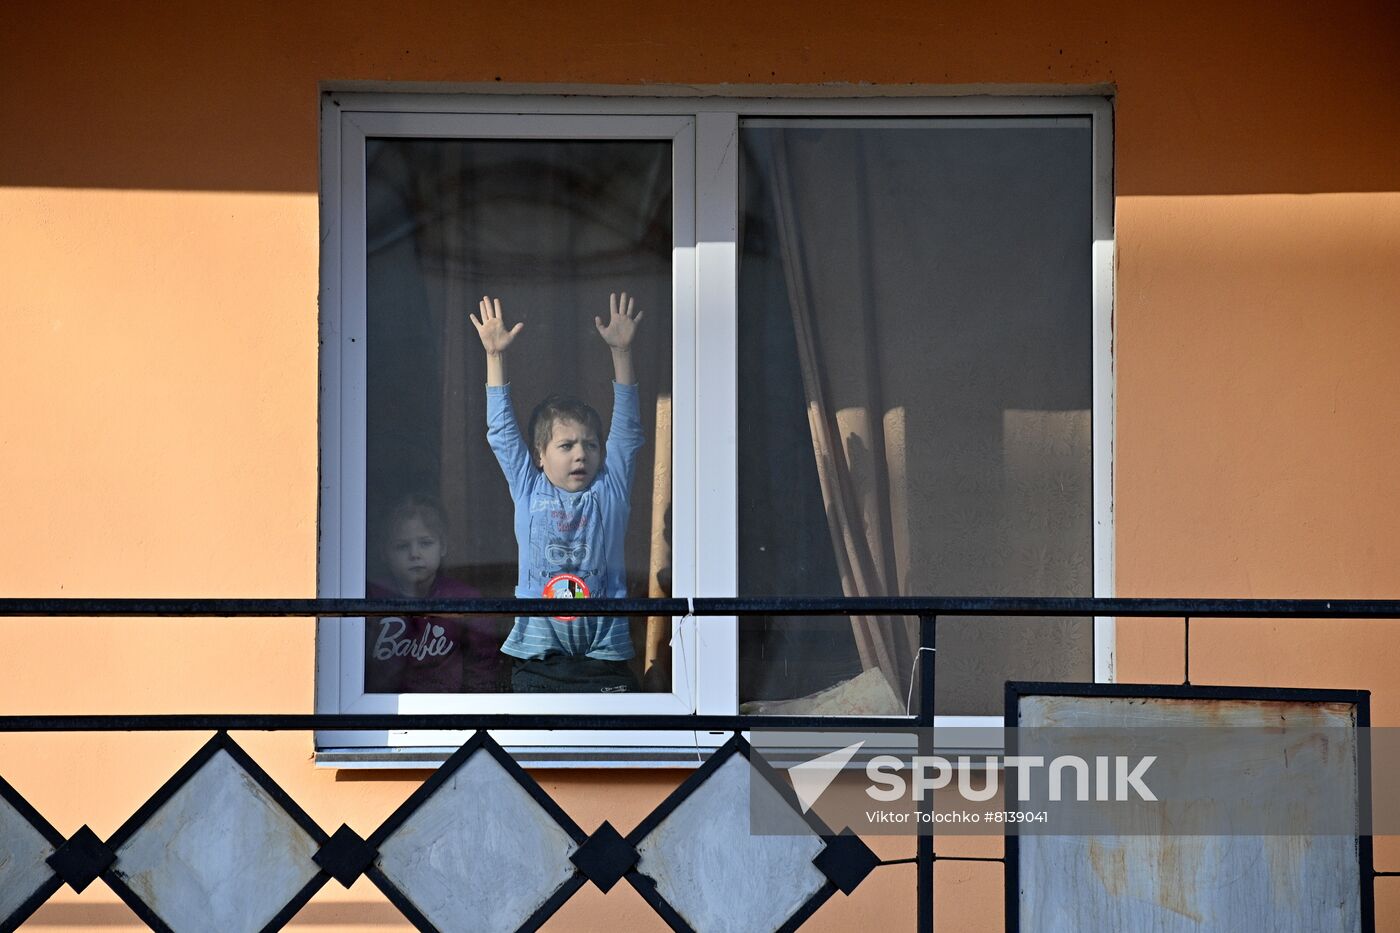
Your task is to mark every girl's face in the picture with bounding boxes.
[384,515,444,596]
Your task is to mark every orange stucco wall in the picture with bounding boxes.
[3,1,1398,929]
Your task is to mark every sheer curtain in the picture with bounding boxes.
[766,130,918,698]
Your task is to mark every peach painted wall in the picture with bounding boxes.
[2,1,1398,929]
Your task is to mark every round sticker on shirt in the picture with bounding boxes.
[544,572,589,621]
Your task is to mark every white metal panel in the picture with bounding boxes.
[634,754,827,932]
[111,751,321,933]
[376,749,579,931]
[0,795,55,920]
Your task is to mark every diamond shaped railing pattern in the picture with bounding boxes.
[102,733,329,933]
[0,729,879,933]
[12,595,1369,931]
[627,736,839,933]
[366,732,588,931]
[0,774,65,930]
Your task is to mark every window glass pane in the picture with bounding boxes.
[737,119,1094,716]
[364,138,673,694]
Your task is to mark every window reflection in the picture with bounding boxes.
[364,138,674,693]
[737,121,1096,715]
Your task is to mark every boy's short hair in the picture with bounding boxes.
[528,394,603,462]
[384,494,447,541]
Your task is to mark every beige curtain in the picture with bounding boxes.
[766,133,919,696]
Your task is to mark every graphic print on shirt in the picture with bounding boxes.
[529,492,603,622]
[543,572,590,621]
[371,616,458,661]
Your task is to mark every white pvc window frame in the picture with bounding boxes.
[316,91,1115,766]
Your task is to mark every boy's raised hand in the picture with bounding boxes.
[594,291,644,351]
[470,296,524,354]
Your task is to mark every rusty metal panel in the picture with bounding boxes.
[1020,833,1361,931]
[1009,688,1367,933]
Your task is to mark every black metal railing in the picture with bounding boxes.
[0,596,1396,933]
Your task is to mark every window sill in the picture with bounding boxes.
[313,719,1007,770]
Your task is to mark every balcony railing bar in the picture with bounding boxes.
[2,596,1395,933]
[0,714,924,732]
[2,596,1400,618]
[0,597,684,618]
[1184,615,1191,685]
[692,597,1400,618]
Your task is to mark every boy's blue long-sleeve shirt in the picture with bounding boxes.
[486,382,643,660]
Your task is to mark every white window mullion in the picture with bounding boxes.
[668,116,700,714]
[333,111,372,717]
[693,112,740,718]
[1090,98,1116,684]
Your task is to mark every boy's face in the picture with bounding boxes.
[384,515,444,596]
[538,417,601,492]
